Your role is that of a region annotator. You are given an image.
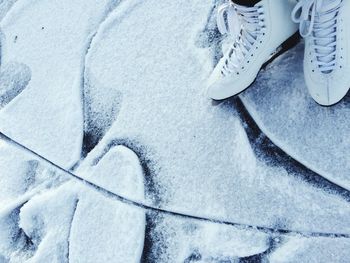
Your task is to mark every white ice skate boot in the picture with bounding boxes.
[292,0,350,106]
[207,0,299,100]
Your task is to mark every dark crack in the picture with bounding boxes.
[67,199,79,263]
[239,222,284,263]
[2,131,349,239]
[80,0,135,158]
[230,97,350,202]
[198,1,350,202]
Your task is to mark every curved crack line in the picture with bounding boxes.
[203,16,350,201]
[233,97,350,201]
[231,97,350,202]
[1,131,349,239]
[79,0,142,158]
[199,2,350,203]
[66,199,79,263]
[79,0,121,158]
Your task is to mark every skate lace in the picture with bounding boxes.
[292,0,342,73]
[217,1,265,76]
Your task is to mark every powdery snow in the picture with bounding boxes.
[241,43,350,190]
[0,0,349,262]
[69,187,145,263]
[0,0,120,168]
[269,236,350,263]
[81,0,350,235]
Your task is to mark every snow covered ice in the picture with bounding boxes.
[241,43,350,191]
[0,0,350,262]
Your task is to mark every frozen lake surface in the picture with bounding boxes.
[0,0,349,262]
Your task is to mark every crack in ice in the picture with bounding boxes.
[1,131,349,239]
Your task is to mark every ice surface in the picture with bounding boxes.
[241,43,350,190]
[19,183,78,263]
[0,139,146,262]
[0,0,349,262]
[0,0,17,21]
[77,145,145,202]
[69,186,145,263]
[81,0,350,235]
[0,138,68,262]
[69,144,146,262]
[0,138,63,207]
[145,212,270,262]
[0,142,35,203]
[0,0,120,168]
[0,62,31,109]
[1,134,350,262]
[269,236,350,263]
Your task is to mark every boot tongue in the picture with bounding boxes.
[222,13,259,74]
[220,3,262,74]
[244,20,258,33]
[244,24,259,46]
[314,0,341,71]
[239,11,260,47]
[232,3,261,47]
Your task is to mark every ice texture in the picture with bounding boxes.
[0,138,68,262]
[18,183,78,263]
[69,144,146,263]
[69,187,145,263]
[0,62,31,109]
[269,236,350,263]
[0,0,120,168]
[241,43,350,190]
[144,212,270,262]
[0,0,349,262]
[77,145,145,202]
[82,0,350,235]
[0,137,146,263]
[0,0,17,21]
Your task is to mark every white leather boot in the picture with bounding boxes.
[292,0,350,106]
[207,0,299,100]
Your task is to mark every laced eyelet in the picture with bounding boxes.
[216,2,266,77]
[292,0,342,73]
